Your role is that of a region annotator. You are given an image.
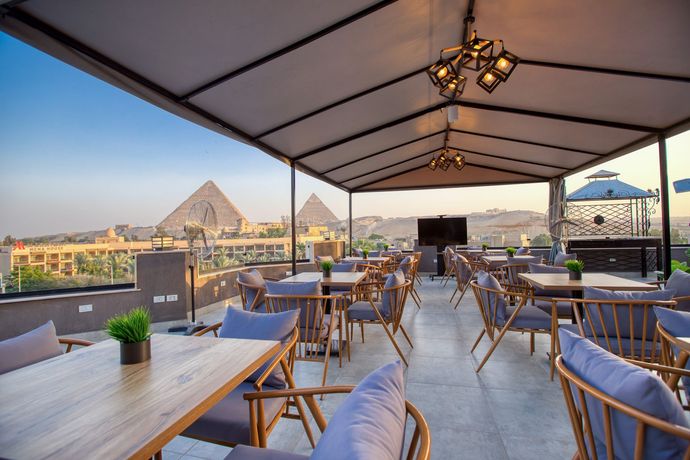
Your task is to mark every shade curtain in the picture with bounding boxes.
[548,177,566,264]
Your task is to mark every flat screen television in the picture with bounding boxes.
[417,217,468,246]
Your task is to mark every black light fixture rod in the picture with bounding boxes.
[179,0,399,101]
[462,0,476,43]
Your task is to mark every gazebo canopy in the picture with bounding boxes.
[2,0,689,193]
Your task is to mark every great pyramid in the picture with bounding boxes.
[157,180,247,233]
[296,193,338,226]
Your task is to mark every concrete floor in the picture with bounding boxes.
[153,276,576,460]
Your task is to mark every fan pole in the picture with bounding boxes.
[190,251,196,324]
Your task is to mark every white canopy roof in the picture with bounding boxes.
[2,0,689,193]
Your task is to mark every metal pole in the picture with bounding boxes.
[348,193,353,256]
[291,165,297,276]
[657,133,672,278]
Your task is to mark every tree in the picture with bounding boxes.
[88,255,109,276]
[213,247,231,268]
[266,227,287,238]
[649,228,688,244]
[8,266,57,292]
[2,235,15,246]
[74,253,90,274]
[368,233,385,240]
[531,233,552,247]
[107,253,129,278]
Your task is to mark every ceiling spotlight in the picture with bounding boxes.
[453,153,466,171]
[439,75,467,100]
[461,31,494,71]
[428,156,439,170]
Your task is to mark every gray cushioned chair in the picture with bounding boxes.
[562,287,677,362]
[557,328,690,459]
[553,252,577,267]
[655,306,690,408]
[470,272,557,378]
[527,263,574,318]
[450,254,487,310]
[0,320,93,375]
[649,269,690,312]
[515,247,530,255]
[184,307,314,449]
[347,271,413,366]
[237,269,278,313]
[224,361,430,460]
[329,262,357,296]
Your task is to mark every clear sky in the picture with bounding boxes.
[1,32,688,238]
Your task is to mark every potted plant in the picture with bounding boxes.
[565,260,585,280]
[321,259,334,278]
[506,247,517,258]
[481,242,489,252]
[362,248,369,260]
[106,306,152,364]
[383,243,390,251]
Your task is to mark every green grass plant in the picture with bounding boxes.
[105,306,152,343]
[564,259,585,273]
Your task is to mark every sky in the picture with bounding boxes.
[1,32,688,238]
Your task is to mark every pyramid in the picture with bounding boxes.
[157,180,247,232]
[296,193,338,226]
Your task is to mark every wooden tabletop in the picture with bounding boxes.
[342,256,390,263]
[281,271,367,287]
[518,272,657,291]
[0,334,279,460]
[481,255,537,263]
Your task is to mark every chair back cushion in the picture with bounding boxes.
[381,270,405,318]
[559,328,689,459]
[368,251,380,257]
[353,248,363,257]
[582,287,675,339]
[398,256,413,277]
[315,255,334,267]
[311,361,406,460]
[454,254,473,285]
[476,271,506,324]
[666,269,690,312]
[507,255,541,266]
[219,307,299,387]
[554,252,577,267]
[528,263,572,298]
[0,321,63,375]
[515,247,530,255]
[237,269,266,310]
[332,262,356,273]
[266,280,322,336]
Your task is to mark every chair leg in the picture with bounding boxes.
[282,358,316,448]
[370,305,408,366]
[453,285,469,310]
[473,299,527,373]
[319,337,333,400]
[338,321,343,368]
[399,324,413,348]
[470,329,485,352]
[530,332,535,355]
[154,452,162,460]
[360,321,365,343]
[449,288,458,303]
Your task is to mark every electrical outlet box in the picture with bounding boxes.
[78,304,93,313]
[220,280,226,287]
[166,294,178,302]
[153,295,165,303]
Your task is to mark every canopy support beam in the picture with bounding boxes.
[657,134,672,278]
[449,129,603,156]
[341,147,442,185]
[348,193,353,257]
[291,165,297,276]
[521,59,690,84]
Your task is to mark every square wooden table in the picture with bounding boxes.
[481,254,539,269]
[518,272,657,292]
[341,256,391,265]
[280,271,367,294]
[0,334,279,460]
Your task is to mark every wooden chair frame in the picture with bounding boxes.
[657,322,690,409]
[243,385,431,460]
[559,297,677,363]
[265,294,346,389]
[346,280,413,366]
[470,281,558,378]
[450,257,488,310]
[190,324,316,449]
[440,248,455,286]
[556,354,690,460]
[58,337,94,353]
[236,275,279,312]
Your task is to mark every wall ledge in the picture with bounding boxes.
[0,288,141,305]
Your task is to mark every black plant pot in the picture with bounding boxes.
[323,269,332,278]
[120,339,151,365]
[507,253,514,258]
[569,271,582,281]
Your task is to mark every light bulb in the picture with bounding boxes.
[483,73,494,82]
[448,82,456,90]
[497,58,509,69]
[437,66,448,79]
[471,51,478,59]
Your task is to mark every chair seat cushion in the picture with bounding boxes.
[503,305,552,330]
[311,361,406,460]
[533,298,573,317]
[219,307,299,388]
[300,313,339,342]
[558,328,689,459]
[224,445,309,460]
[183,382,286,446]
[0,321,63,375]
[348,301,387,321]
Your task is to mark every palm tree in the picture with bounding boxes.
[127,256,136,276]
[74,253,89,274]
[89,255,109,277]
[107,253,129,279]
[213,247,231,268]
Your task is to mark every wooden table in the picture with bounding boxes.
[481,254,539,269]
[518,272,657,292]
[0,334,279,460]
[342,256,390,265]
[280,271,367,293]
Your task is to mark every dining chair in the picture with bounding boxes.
[559,286,677,362]
[526,263,574,319]
[553,251,577,266]
[655,306,690,409]
[226,361,430,460]
[237,269,279,312]
[557,328,690,459]
[314,255,335,271]
[498,255,542,296]
[329,262,358,297]
[440,246,455,286]
[449,254,487,310]
[346,271,413,366]
[265,280,346,388]
[515,247,530,255]
[470,272,557,378]
[412,251,424,285]
[185,307,315,449]
[648,269,690,312]
[0,320,94,375]
[384,255,419,307]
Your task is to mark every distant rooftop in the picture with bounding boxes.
[567,170,655,201]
